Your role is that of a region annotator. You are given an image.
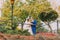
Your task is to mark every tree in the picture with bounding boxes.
[1,0,51,30]
[1,0,29,29]
[38,10,58,33]
[2,0,50,19]
[22,0,50,19]
[58,6,60,16]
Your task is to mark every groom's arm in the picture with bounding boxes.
[31,24,36,25]
[25,23,36,25]
[24,22,36,25]
[24,23,32,25]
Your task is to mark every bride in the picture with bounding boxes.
[23,17,33,35]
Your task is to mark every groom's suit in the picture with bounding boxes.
[31,20,37,35]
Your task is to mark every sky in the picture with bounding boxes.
[48,0,60,16]
[0,0,60,31]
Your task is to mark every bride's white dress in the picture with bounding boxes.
[23,20,33,35]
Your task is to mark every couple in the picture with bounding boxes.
[23,16,37,35]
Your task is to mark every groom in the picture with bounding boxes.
[31,19,37,35]
[28,16,37,35]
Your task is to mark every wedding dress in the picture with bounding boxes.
[23,20,33,35]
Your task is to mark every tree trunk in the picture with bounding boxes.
[47,22,52,33]
[57,20,59,33]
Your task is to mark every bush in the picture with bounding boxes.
[0,26,31,36]
[36,26,48,33]
[58,29,60,34]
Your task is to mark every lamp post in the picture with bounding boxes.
[10,0,15,29]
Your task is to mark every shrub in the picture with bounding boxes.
[0,26,31,36]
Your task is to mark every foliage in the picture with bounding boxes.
[38,10,58,22]
[23,0,50,19]
[36,25,48,33]
[0,0,51,34]
[1,0,50,19]
[18,30,31,36]
[0,26,31,36]
[58,29,60,34]
[38,10,58,32]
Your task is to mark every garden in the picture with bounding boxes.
[0,0,60,40]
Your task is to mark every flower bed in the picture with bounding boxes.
[0,33,59,40]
